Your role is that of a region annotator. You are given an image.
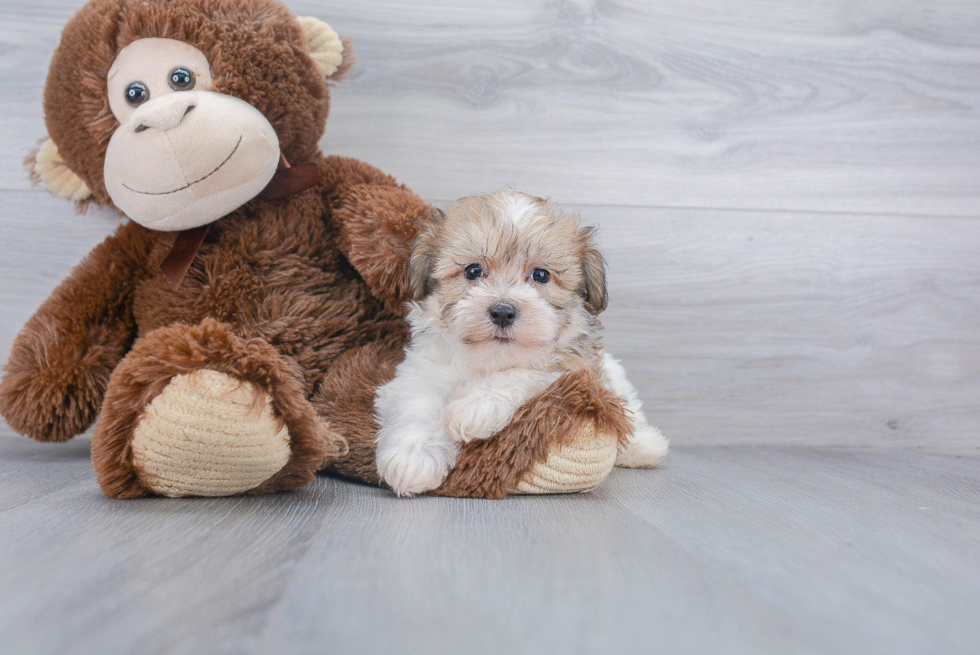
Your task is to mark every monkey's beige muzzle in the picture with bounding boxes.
[104,90,280,231]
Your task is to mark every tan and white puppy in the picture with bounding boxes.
[375,191,668,496]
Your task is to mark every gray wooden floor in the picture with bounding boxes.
[2,0,979,653]
[1,437,978,655]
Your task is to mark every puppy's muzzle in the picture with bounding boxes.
[489,303,518,328]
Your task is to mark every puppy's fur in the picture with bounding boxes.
[375,191,667,496]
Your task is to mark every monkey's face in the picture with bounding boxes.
[33,0,349,229]
[104,38,280,231]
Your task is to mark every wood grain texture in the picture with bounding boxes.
[3,191,978,449]
[0,435,336,654]
[249,0,980,215]
[587,203,980,449]
[1,436,978,654]
[2,0,980,214]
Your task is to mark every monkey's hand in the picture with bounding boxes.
[0,223,149,441]
[318,155,435,316]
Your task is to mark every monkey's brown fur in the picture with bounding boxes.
[0,0,630,498]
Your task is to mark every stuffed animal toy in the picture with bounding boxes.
[0,0,634,499]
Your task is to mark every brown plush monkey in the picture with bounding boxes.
[0,0,630,499]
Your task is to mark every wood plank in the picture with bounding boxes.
[257,448,978,655]
[255,464,827,655]
[2,440,977,654]
[0,440,980,653]
[1,0,979,215]
[314,0,980,216]
[0,434,337,654]
[3,191,978,449]
[586,203,980,449]
[607,447,980,655]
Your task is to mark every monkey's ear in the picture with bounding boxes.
[27,137,91,202]
[581,227,608,315]
[297,17,353,81]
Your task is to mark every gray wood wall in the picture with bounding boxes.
[2,0,978,448]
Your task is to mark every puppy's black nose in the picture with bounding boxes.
[489,303,518,328]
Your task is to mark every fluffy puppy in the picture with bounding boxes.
[375,191,667,496]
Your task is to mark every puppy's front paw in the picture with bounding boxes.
[377,432,457,496]
[443,393,514,443]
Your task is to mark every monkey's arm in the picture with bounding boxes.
[318,155,434,315]
[0,222,153,441]
[433,369,634,499]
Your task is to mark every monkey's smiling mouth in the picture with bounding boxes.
[123,136,243,196]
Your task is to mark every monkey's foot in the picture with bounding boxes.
[92,319,338,499]
[510,423,619,494]
[130,369,291,497]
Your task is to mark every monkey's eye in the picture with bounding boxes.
[531,268,550,283]
[124,82,149,107]
[464,263,483,280]
[169,68,195,90]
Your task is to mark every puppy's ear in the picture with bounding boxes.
[409,216,441,300]
[581,226,608,315]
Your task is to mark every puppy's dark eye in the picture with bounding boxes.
[125,82,149,107]
[169,68,195,90]
[464,263,483,280]
[531,268,550,283]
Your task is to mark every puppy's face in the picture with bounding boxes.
[411,191,607,371]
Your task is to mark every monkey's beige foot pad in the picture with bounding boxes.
[509,425,618,494]
[131,369,291,497]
